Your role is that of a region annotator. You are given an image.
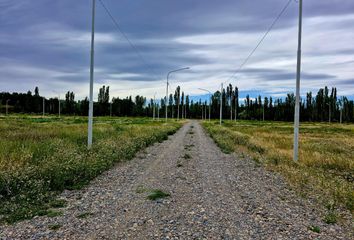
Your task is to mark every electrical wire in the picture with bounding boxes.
[222,0,294,86]
[98,0,160,81]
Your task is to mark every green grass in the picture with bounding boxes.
[0,115,182,223]
[308,225,321,233]
[147,189,170,200]
[202,120,354,214]
[324,212,338,224]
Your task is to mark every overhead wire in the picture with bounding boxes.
[97,0,161,83]
[222,0,294,86]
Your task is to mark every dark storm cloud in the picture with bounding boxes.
[0,0,353,99]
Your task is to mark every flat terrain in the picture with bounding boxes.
[0,116,181,223]
[1,121,352,239]
[203,120,354,214]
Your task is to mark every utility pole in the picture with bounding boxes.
[201,103,204,120]
[208,100,211,121]
[293,0,302,162]
[157,104,160,121]
[88,0,95,148]
[198,88,212,122]
[340,108,343,124]
[220,83,223,125]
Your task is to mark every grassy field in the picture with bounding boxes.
[203,120,354,218]
[0,115,182,223]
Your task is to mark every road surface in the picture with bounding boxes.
[0,121,351,239]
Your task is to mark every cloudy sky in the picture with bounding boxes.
[0,0,353,101]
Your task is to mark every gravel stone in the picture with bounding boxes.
[0,121,352,239]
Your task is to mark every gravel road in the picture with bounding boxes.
[0,121,352,239]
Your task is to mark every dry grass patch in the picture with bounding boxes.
[203,120,354,215]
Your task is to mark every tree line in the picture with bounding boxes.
[1,85,353,122]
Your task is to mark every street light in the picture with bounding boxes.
[293,0,303,162]
[166,67,190,122]
[198,88,212,121]
[220,83,223,125]
[88,0,96,149]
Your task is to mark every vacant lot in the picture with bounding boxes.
[203,120,354,215]
[0,115,181,223]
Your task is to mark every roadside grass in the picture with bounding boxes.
[202,120,354,216]
[0,115,182,224]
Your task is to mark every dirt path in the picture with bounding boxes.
[0,121,351,239]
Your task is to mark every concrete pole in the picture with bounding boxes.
[165,67,190,122]
[220,83,223,125]
[340,108,342,124]
[88,0,95,148]
[165,82,168,122]
[293,0,302,162]
[157,104,160,120]
[209,96,211,121]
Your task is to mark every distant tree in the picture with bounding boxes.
[34,87,39,97]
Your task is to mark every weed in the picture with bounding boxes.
[324,212,337,224]
[46,210,63,218]
[147,189,170,200]
[177,161,183,167]
[183,153,191,159]
[202,120,354,213]
[308,225,320,233]
[184,144,195,150]
[49,199,67,208]
[76,212,93,219]
[48,224,62,230]
[0,116,182,223]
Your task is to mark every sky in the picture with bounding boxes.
[0,0,353,101]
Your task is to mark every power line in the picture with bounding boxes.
[97,0,160,80]
[223,0,294,85]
